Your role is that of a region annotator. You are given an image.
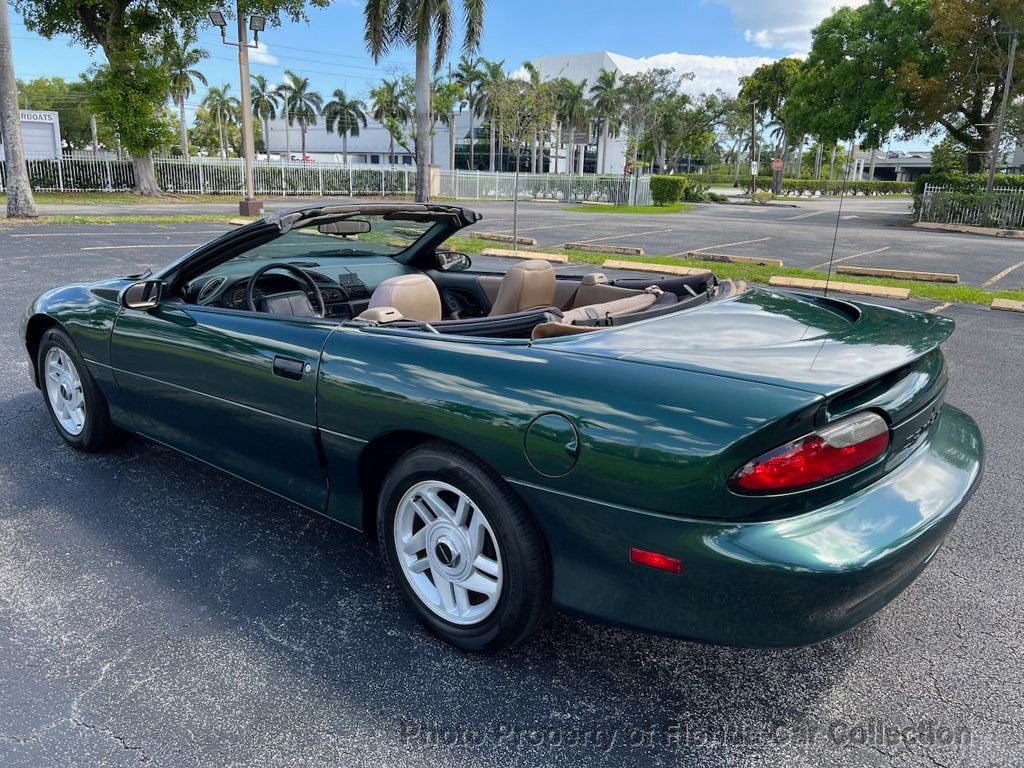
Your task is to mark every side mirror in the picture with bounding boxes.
[121,279,164,310]
[437,251,472,272]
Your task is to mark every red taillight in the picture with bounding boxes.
[731,412,889,493]
[630,547,684,574]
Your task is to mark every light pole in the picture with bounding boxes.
[209,6,266,216]
[986,31,1019,194]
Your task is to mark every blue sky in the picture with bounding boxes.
[11,1,880,133]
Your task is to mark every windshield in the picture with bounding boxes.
[237,215,441,261]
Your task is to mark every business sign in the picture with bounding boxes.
[0,110,62,158]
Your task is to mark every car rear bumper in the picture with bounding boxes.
[512,404,983,647]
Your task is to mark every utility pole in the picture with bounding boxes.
[987,31,1019,194]
[209,5,266,216]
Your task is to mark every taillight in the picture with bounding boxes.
[731,412,889,493]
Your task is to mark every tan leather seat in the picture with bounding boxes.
[489,260,556,316]
[363,274,442,321]
[559,292,659,325]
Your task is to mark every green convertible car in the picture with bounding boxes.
[22,203,983,651]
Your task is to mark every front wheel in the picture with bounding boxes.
[378,441,551,651]
[37,327,122,451]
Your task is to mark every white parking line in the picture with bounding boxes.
[686,237,772,254]
[784,210,830,221]
[811,246,889,270]
[982,259,1024,287]
[81,244,205,250]
[926,303,954,314]
[494,221,595,233]
[568,228,674,245]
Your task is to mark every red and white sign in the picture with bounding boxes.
[771,158,784,172]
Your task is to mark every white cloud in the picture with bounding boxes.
[249,42,277,65]
[631,52,776,96]
[707,0,867,51]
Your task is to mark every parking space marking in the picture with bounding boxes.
[682,237,771,256]
[982,259,1024,287]
[926,303,954,314]
[811,246,889,270]
[783,210,829,221]
[81,244,206,250]
[493,221,595,233]
[567,228,674,245]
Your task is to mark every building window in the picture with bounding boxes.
[370,154,380,165]
[403,156,413,166]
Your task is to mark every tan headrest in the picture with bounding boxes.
[489,260,556,316]
[367,274,441,322]
[580,272,608,286]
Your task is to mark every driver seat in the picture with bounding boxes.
[363,274,442,322]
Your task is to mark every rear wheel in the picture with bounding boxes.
[377,441,550,651]
[37,327,122,451]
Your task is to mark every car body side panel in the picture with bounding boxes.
[316,327,819,529]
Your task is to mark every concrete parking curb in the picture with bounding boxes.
[601,259,712,276]
[992,298,1024,313]
[687,251,784,267]
[913,222,1024,238]
[228,218,255,226]
[768,276,910,299]
[475,231,539,246]
[480,248,569,263]
[837,265,959,283]
[567,243,644,256]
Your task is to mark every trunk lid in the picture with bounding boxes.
[553,288,954,397]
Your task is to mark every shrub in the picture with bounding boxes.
[650,174,687,205]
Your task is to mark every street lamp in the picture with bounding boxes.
[210,5,267,216]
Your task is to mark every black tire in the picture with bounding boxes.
[377,440,551,651]
[37,327,123,452]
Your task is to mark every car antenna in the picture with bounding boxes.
[823,137,855,299]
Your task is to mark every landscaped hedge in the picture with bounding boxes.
[682,173,913,195]
[650,174,688,205]
[913,172,1024,195]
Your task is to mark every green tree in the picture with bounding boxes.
[473,58,506,172]
[931,134,969,174]
[201,84,240,159]
[324,88,367,163]
[370,78,411,162]
[15,75,97,148]
[279,70,322,159]
[454,55,483,169]
[164,32,208,160]
[431,79,463,169]
[740,57,803,190]
[14,0,325,195]
[556,78,589,175]
[619,68,686,174]
[590,68,621,174]
[250,73,280,155]
[363,0,485,201]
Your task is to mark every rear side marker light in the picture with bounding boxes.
[731,411,890,493]
[630,547,683,574]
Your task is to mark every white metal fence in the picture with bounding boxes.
[436,170,651,205]
[918,183,1024,230]
[0,154,651,204]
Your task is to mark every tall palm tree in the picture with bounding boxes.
[164,33,208,161]
[0,0,36,217]
[455,55,482,169]
[280,71,322,159]
[558,78,589,175]
[274,80,293,158]
[201,84,240,160]
[324,88,367,163]
[370,78,410,163]
[431,79,463,169]
[474,58,507,172]
[589,69,620,175]
[364,0,485,202]
[250,74,279,157]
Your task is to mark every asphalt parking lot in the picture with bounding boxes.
[1,220,1022,767]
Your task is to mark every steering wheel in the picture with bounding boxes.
[245,263,326,317]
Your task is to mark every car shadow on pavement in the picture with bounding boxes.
[1,389,879,766]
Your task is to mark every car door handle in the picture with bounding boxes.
[273,355,306,380]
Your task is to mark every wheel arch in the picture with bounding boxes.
[24,314,61,388]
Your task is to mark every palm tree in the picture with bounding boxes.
[370,79,410,163]
[201,84,240,160]
[431,79,463,169]
[364,0,485,202]
[558,78,589,175]
[522,61,542,172]
[474,58,507,172]
[274,80,293,158]
[455,55,482,169]
[0,0,36,217]
[280,71,322,159]
[590,69,621,175]
[164,33,208,160]
[324,88,367,163]
[250,74,279,157]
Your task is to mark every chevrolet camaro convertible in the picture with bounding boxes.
[22,203,983,651]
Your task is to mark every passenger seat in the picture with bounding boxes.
[488,260,556,316]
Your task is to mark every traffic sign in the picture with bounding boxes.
[772,158,784,172]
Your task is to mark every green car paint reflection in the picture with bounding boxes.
[21,205,983,647]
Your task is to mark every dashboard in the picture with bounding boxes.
[188,269,372,319]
